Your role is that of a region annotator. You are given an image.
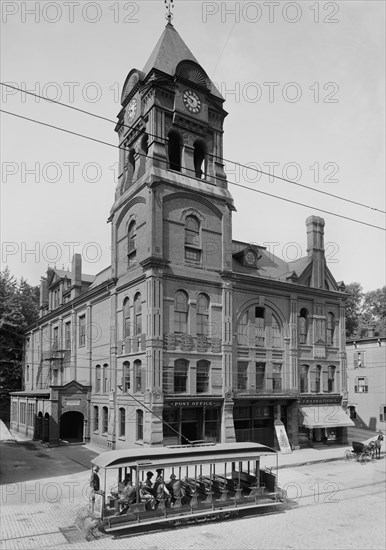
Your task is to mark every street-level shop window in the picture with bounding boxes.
[102,406,108,434]
[204,408,220,442]
[136,410,143,441]
[196,360,210,393]
[119,408,125,438]
[355,377,368,393]
[20,403,26,424]
[174,359,188,393]
[94,406,99,432]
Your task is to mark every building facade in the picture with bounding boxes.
[11,22,353,449]
[346,336,386,433]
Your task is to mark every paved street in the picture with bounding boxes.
[1,448,384,550]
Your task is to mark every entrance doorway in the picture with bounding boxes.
[181,421,200,444]
[60,411,84,442]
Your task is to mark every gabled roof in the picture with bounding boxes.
[142,23,223,99]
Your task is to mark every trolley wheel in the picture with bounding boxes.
[344,450,351,462]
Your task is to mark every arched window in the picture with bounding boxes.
[124,148,136,189]
[128,221,137,266]
[185,216,200,246]
[271,316,281,348]
[102,406,108,434]
[168,131,182,172]
[327,312,335,345]
[174,291,188,334]
[184,216,201,263]
[300,365,309,393]
[174,359,188,393]
[103,364,109,393]
[299,308,308,345]
[119,407,125,437]
[123,298,130,338]
[95,365,101,393]
[123,361,130,391]
[197,360,210,393]
[255,307,265,347]
[197,294,209,336]
[136,410,143,441]
[134,293,142,335]
[193,140,206,179]
[328,366,336,392]
[94,405,99,432]
[134,359,142,392]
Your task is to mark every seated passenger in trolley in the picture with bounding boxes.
[166,474,186,506]
[153,469,171,508]
[116,475,136,514]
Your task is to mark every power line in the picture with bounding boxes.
[1,82,384,215]
[1,108,385,232]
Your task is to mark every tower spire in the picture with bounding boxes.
[164,0,174,25]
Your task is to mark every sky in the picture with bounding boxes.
[1,0,385,292]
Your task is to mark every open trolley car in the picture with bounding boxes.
[91,442,286,535]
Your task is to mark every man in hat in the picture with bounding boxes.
[167,473,184,506]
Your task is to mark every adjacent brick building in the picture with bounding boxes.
[10,21,353,449]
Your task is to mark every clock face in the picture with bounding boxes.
[183,90,202,114]
[127,98,137,122]
[245,250,256,265]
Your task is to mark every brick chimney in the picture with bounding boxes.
[72,253,82,297]
[306,216,325,289]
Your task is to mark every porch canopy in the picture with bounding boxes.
[299,405,354,429]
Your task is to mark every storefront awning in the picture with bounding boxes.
[299,405,354,428]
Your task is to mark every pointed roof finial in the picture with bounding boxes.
[164,0,174,25]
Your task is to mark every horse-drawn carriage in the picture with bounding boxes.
[344,434,383,464]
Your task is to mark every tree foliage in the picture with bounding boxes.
[345,283,386,338]
[0,267,40,390]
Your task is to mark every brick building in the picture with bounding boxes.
[10,21,353,449]
[346,336,386,432]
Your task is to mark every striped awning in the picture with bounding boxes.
[299,405,354,428]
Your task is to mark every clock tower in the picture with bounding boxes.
[109,17,236,447]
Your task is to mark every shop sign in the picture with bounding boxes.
[167,399,222,408]
[300,396,341,405]
[274,420,292,454]
[63,399,81,406]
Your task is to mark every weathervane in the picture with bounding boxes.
[164,0,174,24]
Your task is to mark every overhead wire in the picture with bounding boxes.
[1,82,385,215]
[1,108,385,232]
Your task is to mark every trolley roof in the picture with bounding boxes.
[92,442,276,470]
